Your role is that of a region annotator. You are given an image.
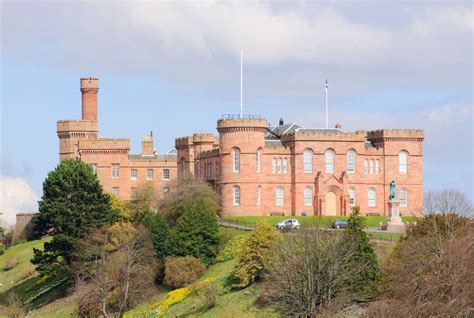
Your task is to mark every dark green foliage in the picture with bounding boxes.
[31,159,116,276]
[168,207,219,264]
[344,206,380,300]
[143,212,170,259]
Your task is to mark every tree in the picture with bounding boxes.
[157,179,219,226]
[31,159,116,276]
[129,182,157,223]
[142,212,169,259]
[344,206,380,300]
[168,206,219,264]
[74,223,158,317]
[110,194,132,222]
[226,221,278,289]
[424,189,473,217]
[264,228,363,316]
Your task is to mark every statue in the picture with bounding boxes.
[389,180,397,201]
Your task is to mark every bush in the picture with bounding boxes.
[198,283,218,310]
[143,212,169,259]
[164,256,206,289]
[3,292,25,318]
[0,242,5,255]
[216,235,247,263]
[226,221,278,289]
[4,257,19,271]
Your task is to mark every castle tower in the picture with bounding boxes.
[217,116,267,215]
[57,77,99,161]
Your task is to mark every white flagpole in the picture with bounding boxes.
[240,50,243,119]
[325,79,328,128]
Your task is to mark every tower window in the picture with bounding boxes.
[233,185,240,206]
[399,151,408,174]
[256,149,262,173]
[233,148,240,173]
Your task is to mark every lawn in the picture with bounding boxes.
[224,215,419,229]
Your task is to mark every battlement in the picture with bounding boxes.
[80,77,99,90]
[78,138,130,151]
[193,133,215,144]
[282,129,367,143]
[200,148,219,158]
[367,129,424,140]
[217,116,267,132]
[57,120,98,133]
[175,136,194,148]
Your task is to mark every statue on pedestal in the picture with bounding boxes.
[389,180,397,201]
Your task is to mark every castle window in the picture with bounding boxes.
[256,149,262,173]
[283,159,288,174]
[348,187,356,206]
[304,186,312,206]
[233,148,240,173]
[303,149,313,173]
[399,151,408,174]
[272,158,276,174]
[163,169,170,180]
[112,187,119,196]
[276,187,284,206]
[112,164,119,179]
[277,159,282,174]
[233,186,240,206]
[131,187,137,200]
[375,160,380,175]
[364,159,368,174]
[368,187,376,207]
[347,150,356,173]
[257,186,261,206]
[131,169,137,180]
[325,149,334,174]
[90,163,97,175]
[369,160,374,174]
[400,188,408,207]
[147,169,154,180]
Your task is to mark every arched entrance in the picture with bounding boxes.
[326,191,337,216]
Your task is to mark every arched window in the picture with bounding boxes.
[233,186,240,206]
[375,160,380,175]
[233,148,240,173]
[399,151,408,174]
[400,188,408,207]
[303,149,313,173]
[276,187,284,206]
[364,159,368,174]
[256,148,262,173]
[257,186,261,206]
[348,187,356,206]
[347,150,356,173]
[325,149,334,173]
[368,187,376,207]
[304,186,312,206]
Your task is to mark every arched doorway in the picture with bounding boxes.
[326,191,337,216]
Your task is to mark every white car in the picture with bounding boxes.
[275,219,301,230]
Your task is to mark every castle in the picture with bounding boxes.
[58,78,424,217]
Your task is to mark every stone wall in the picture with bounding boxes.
[13,212,39,243]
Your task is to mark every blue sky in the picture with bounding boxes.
[1,1,472,225]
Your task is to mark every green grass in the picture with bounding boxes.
[0,238,49,294]
[366,231,402,242]
[225,215,419,229]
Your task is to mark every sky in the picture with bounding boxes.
[1,1,473,226]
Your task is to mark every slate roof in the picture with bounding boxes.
[264,140,284,147]
[265,123,302,139]
[128,153,177,161]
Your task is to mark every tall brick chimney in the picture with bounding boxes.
[142,131,155,156]
[80,77,99,121]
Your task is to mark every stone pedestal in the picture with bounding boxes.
[387,200,405,232]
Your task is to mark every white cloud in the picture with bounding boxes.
[0,177,38,227]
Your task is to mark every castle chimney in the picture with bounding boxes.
[279,117,284,126]
[142,131,155,156]
[335,123,342,129]
[80,77,99,121]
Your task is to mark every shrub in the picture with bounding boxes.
[4,257,19,271]
[198,283,218,310]
[226,221,278,289]
[143,212,169,259]
[3,292,25,318]
[0,242,6,255]
[215,235,247,263]
[164,256,206,289]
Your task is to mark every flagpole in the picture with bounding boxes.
[325,79,328,128]
[240,50,243,119]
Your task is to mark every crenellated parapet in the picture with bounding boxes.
[57,120,98,135]
[367,129,424,142]
[200,148,219,159]
[281,129,367,143]
[193,133,215,144]
[217,117,267,133]
[78,138,130,155]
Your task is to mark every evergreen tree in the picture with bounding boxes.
[143,212,170,259]
[31,159,116,275]
[168,207,219,264]
[344,206,380,300]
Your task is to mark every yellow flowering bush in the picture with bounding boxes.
[158,287,191,315]
[216,236,247,263]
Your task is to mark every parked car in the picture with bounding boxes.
[276,219,301,230]
[332,220,348,229]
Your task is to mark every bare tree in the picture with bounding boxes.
[263,229,365,317]
[424,189,473,217]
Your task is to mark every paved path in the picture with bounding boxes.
[218,219,255,231]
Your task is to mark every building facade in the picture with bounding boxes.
[176,116,424,217]
[57,78,177,201]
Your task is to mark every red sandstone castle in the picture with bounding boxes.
[58,78,424,217]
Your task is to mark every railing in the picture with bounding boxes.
[220,114,262,120]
